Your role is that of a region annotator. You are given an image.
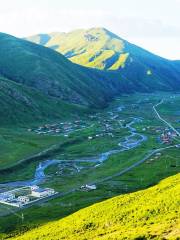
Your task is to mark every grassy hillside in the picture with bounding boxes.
[0,75,90,171]
[0,76,88,126]
[10,173,180,240]
[0,30,180,120]
[0,32,122,109]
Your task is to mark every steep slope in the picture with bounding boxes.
[1,31,180,111]
[0,30,180,126]
[26,28,180,91]
[26,27,179,70]
[11,173,180,240]
[0,76,87,126]
[0,32,122,109]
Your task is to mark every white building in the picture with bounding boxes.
[85,184,97,190]
[0,193,15,202]
[18,196,30,204]
[31,188,55,198]
[81,184,97,191]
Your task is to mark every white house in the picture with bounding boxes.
[85,184,97,190]
[31,188,55,198]
[18,196,30,204]
[81,184,97,191]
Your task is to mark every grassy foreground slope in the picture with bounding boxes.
[12,173,180,240]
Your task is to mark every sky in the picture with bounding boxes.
[0,0,180,59]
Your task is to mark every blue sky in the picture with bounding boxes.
[0,0,180,59]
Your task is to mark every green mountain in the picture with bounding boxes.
[1,30,180,126]
[0,76,87,126]
[11,173,180,240]
[26,28,180,87]
[0,32,121,110]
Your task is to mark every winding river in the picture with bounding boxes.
[0,117,147,188]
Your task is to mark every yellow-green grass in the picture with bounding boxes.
[11,173,180,240]
[27,28,127,71]
[109,53,129,70]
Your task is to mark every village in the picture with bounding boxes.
[28,119,89,137]
[28,105,180,146]
[27,112,120,141]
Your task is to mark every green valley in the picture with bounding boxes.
[0,92,179,239]
[0,21,180,240]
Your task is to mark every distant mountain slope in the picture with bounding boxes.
[12,173,180,240]
[0,32,123,108]
[0,76,87,126]
[26,28,129,70]
[26,28,179,69]
[26,28,180,92]
[0,30,180,126]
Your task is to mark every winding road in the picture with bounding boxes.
[153,99,180,136]
[95,99,180,184]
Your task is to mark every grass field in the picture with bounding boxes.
[0,128,65,170]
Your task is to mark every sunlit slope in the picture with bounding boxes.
[12,173,180,240]
[26,28,180,91]
[27,28,136,70]
[26,27,180,71]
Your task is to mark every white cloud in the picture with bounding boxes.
[110,17,180,38]
[0,0,179,59]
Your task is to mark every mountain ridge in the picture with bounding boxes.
[26,27,179,66]
[25,27,180,92]
[0,30,180,125]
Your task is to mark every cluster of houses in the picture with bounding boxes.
[0,186,56,208]
[86,114,122,141]
[28,108,126,141]
[87,132,114,141]
[160,129,178,144]
[146,152,162,164]
[28,120,88,136]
